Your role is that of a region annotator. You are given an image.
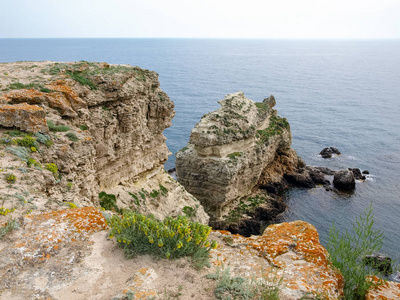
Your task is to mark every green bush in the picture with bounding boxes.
[99,192,122,214]
[65,132,79,142]
[45,163,58,174]
[47,120,70,132]
[327,204,386,300]
[34,132,53,147]
[6,146,30,161]
[16,135,36,147]
[107,212,217,269]
[0,218,19,240]
[5,129,25,137]
[27,158,41,168]
[6,174,16,183]
[79,124,89,131]
[66,71,97,90]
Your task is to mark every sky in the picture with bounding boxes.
[0,0,399,39]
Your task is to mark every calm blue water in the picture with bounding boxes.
[1,38,400,263]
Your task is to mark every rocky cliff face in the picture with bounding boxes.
[176,92,301,218]
[0,61,208,223]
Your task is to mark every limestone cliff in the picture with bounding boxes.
[0,61,208,223]
[176,92,301,218]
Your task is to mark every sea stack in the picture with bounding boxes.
[176,92,302,218]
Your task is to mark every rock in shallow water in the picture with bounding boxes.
[320,147,341,158]
[333,169,356,191]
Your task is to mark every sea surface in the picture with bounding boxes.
[1,38,400,265]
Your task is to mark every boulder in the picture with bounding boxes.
[364,253,392,274]
[320,147,341,158]
[366,276,400,300]
[363,170,370,174]
[284,172,316,188]
[0,103,48,133]
[349,168,366,180]
[333,170,355,191]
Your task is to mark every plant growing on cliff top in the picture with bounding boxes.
[99,192,123,214]
[0,218,19,240]
[16,135,36,148]
[6,174,16,183]
[107,212,217,269]
[327,203,386,300]
[45,163,58,174]
[65,132,79,142]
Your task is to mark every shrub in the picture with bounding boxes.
[16,135,36,147]
[30,146,37,152]
[45,163,58,174]
[34,132,53,147]
[47,120,70,132]
[183,206,196,218]
[149,189,159,198]
[65,132,79,142]
[99,192,122,214]
[327,204,386,300]
[66,71,97,90]
[79,124,89,131]
[27,158,41,168]
[0,207,15,216]
[107,212,217,269]
[6,174,16,183]
[0,218,20,240]
[6,146,30,161]
[227,152,242,160]
[65,202,77,209]
[5,129,25,137]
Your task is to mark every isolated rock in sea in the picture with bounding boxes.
[364,253,393,274]
[176,92,301,217]
[320,147,341,158]
[333,169,356,191]
[0,61,208,223]
[0,103,48,133]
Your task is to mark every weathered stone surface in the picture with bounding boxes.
[176,92,300,217]
[349,167,366,180]
[0,209,344,299]
[333,169,356,191]
[0,61,207,224]
[366,276,400,300]
[0,102,48,133]
[211,221,344,299]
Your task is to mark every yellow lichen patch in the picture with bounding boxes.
[366,276,400,299]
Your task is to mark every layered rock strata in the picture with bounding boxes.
[176,92,302,218]
[0,61,208,223]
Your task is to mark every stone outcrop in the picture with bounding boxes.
[176,92,302,218]
[320,147,341,158]
[0,208,344,299]
[0,103,48,133]
[333,169,356,191]
[0,61,208,224]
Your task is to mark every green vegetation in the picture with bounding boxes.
[34,132,53,147]
[107,212,217,269]
[65,132,79,142]
[79,124,89,131]
[129,192,141,206]
[207,267,283,300]
[7,82,51,93]
[47,120,70,132]
[27,158,41,168]
[183,206,197,218]
[67,181,73,190]
[227,152,242,160]
[45,163,58,174]
[327,204,386,300]
[6,146,30,161]
[224,195,266,225]
[255,102,269,113]
[65,202,77,209]
[16,135,36,147]
[6,174,16,183]
[256,115,289,145]
[66,70,97,90]
[159,185,168,195]
[0,218,19,240]
[99,192,123,214]
[5,129,25,137]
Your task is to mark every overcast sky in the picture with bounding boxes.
[1,0,399,39]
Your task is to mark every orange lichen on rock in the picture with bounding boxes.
[1,89,47,104]
[209,221,344,299]
[45,83,87,111]
[0,102,48,133]
[366,276,400,299]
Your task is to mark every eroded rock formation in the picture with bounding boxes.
[0,61,208,223]
[176,92,302,218]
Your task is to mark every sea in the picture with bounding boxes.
[1,38,399,268]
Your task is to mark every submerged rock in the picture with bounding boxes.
[333,169,356,191]
[349,168,366,180]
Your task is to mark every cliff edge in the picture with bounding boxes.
[0,61,208,223]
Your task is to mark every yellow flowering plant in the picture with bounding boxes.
[107,211,217,269]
